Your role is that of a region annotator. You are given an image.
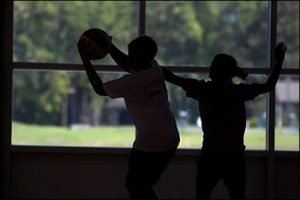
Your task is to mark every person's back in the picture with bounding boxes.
[102,36,179,151]
[103,60,179,151]
[195,81,248,153]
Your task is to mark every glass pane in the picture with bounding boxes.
[12,70,266,150]
[277,1,299,68]
[12,70,134,147]
[275,75,299,151]
[166,73,207,149]
[245,75,267,150]
[146,1,269,67]
[13,1,137,64]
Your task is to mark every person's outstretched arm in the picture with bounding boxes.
[162,66,203,99]
[77,39,107,96]
[258,42,287,94]
[162,67,184,86]
[162,66,200,89]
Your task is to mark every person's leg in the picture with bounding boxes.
[222,154,246,200]
[126,147,176,200]
[196,154,221,200]
[148,147,177,185]
[126,148,158,200]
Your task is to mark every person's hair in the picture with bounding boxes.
[209,53,248,82]
[128,35,157,66]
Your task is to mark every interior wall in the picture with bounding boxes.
[274,157,300,199]
[10,149,299,199]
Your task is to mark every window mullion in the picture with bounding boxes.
[137,0,146,35]
[266,1,277,199]
[267,0,277,154]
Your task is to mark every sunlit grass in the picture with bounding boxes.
[12,122,135,147]
[275,127,300,151]
[11,122,299,151]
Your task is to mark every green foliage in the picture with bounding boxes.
[12,1,299,127]
[13,71,70,124]
[277,1,299,67]
[147,1,203,65]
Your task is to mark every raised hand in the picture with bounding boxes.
[274,41,287,62]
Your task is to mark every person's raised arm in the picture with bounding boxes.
[259,42,287,93]
[77,40,107,96]
[108,41,132,73]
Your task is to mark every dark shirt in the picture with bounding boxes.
[182,80,263,153]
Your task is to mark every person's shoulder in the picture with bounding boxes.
[197,79,212,87]
[201,79,210,84]
[152,59,159,67]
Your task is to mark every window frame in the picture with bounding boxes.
[5,1,299,152]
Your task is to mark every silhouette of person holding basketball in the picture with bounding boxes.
[77,34,180,200]
[162,42,286,200]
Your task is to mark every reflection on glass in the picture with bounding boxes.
[277,1,299,68]
[146,1,269,67]
[13,1,137,63]
[12,70,267,150]
[275,76,299,151]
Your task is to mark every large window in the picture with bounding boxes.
[11,1,299,151]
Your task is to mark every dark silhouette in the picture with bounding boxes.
[77,34,180,200]
[162,42,287,200]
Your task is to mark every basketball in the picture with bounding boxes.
[79,28,111,60]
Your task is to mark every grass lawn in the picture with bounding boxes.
[11,122,299,151]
